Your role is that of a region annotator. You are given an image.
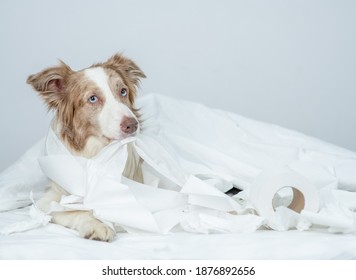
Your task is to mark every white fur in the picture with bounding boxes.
[84,67,138,140]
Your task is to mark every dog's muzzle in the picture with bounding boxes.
[120,117,138,135]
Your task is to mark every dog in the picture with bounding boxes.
[27,53,146,241]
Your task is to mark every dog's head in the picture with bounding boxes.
[27,53,146,154]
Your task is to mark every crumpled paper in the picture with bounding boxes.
[1,94,356,236]
[1,127,264,235]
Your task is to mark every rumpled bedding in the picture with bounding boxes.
[0,94,356,259]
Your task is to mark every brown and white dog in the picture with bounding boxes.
[27,53,146,241]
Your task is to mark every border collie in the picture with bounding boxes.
[27,53,146,241]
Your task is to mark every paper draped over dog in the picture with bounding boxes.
[1,94,356,234]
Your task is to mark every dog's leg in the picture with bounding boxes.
[37,183,115,242]
[51,211,115,242]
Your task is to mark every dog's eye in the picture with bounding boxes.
[120,88,128,97]
[88,95,98,103]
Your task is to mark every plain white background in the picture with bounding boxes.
[0,0,355,172]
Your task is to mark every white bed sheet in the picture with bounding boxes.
[1,207,355,259]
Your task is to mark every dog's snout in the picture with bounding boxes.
[120,117,138,134]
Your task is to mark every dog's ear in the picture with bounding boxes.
[104,53,146,105]
[27,61,73,109]
[105,53,146,86]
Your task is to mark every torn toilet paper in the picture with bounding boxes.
[1,127,264,234]
[1,94,356,236]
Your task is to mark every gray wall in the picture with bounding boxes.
[1,0,355,171]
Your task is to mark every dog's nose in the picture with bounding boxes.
[120,117,138,134]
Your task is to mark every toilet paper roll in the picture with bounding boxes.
[249,168,319,230]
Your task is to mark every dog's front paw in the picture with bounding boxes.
[79,220,115,242]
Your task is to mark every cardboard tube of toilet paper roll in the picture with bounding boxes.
[249,168,319,230]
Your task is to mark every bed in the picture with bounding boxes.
[1,94,355,259]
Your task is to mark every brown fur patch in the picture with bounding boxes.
[94,53,146,106]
